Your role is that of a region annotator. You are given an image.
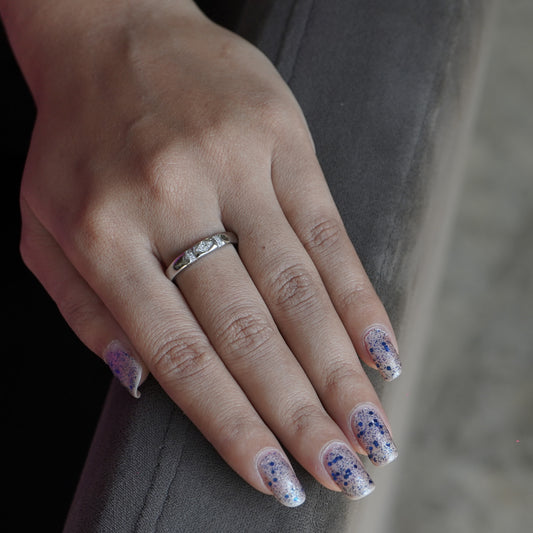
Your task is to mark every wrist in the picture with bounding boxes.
[0,0,205,106]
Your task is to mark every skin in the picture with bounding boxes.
[2,0,401,501]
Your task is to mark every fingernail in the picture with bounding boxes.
[322,442,375,500]
[351,404,398,466]
[256,449,306,507]
[103,340,142,399]
[364,326,402,381]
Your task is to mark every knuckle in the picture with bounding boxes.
[59,296,99,334]
[273,263,320,313]
[323,358,365,397]
[251,95,310,146]
[217,413,264,449]
[288,401,326,436]
[68,199,120,256]
[138,146,191,202]
[217,307,277,359]
[301,215,344,254]
[216,415,271,459]
[255,96,294,132]
[338,281,377,315]
[150,332,214,385]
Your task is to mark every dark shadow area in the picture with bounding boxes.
[2,23,110,531]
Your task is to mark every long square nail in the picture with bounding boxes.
[364,327,402,381]
[104,340,142,398]
[256,449,306,507]
[322,442,375,500]
[351,404,398,466]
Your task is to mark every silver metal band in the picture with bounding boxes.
[165,232,238,282]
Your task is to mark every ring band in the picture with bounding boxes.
[165,232,238,282]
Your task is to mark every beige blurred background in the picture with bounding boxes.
[384,1,533,531]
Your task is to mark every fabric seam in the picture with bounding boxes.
[133,406,181,533]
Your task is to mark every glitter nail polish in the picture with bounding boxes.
[103,340,142,398]
[364,326,402,381]
[351,404,398,466]
[256,449,306,507]
[322,442,375,500]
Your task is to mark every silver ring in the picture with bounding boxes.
[165,232,238,283]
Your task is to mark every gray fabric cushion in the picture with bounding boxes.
[64,1,494,531]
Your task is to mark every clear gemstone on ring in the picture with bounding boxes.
[185,249,196,262]
[214,234,229,246]
[193,238,216,256]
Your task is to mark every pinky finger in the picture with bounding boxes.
[20,199,149,398]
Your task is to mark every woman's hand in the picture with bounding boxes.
[7,0,401,506]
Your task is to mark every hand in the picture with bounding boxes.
[12,0,401,506]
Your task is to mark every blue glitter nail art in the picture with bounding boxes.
[104,340,142,398]
[257,449,306,507]
[351,404,398,466]
[322,442,375,500]
[364,327,402,381]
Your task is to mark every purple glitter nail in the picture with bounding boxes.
[257,449,306,507]
[322,442,375,500]
[104,340,142,398]
[351,404,398,466]
[364,327,402,381]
